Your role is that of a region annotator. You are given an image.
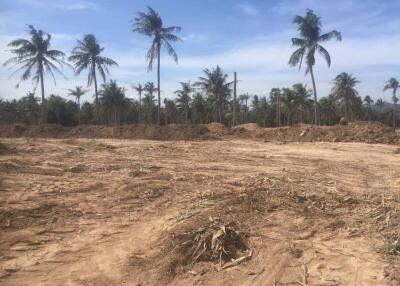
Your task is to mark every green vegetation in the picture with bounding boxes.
[2,8,399,128]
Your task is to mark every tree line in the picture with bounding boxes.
[2,7,399,128]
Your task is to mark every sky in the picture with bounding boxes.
[1,0,400,104]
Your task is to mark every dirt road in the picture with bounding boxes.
[0,138,399,285]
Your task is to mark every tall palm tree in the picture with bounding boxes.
[68,34,118,121]
[196,66,232,123]
[4,25,69,123]
[331,72,360,121]
[289,9,341,125]
[67,86,87,125]
[132,6,182,125]
[383,78,399,129]
[132,83,144,124]
[175,81,194,123]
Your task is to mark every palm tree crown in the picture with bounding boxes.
[196,66,232,123]
[331,72,360,120]
[4,25,69,123]
[383,77,399,129]
[68,86,87,125]
[175,81,194,123]
[132,6,182,125]
[289,9,341,124]
[68,34,118,117]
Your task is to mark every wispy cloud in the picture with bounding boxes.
[15,0,98,10]
[235,3,259,16]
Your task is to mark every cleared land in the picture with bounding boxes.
[0,137,399,285]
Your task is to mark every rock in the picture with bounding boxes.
[339,118,348,125]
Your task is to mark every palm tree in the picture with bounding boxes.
[319,95,338,125]
[292,83,313,123]
[175,81,194,123]
[99,80,127,126]
[143,82,158,123]
[270,88,281,127]
[196,66,232,123]
[191,92,206,124]
[132,83,145,124]
[68,34,118,121]
[239,93,251,122]
[383,78,399,129]
[375,98,384,112]
[289,9,341,125]
[363,95,373,120]
[331,72,360,121]
[4,25,69,123]
[281,88,297,125]
[132,6,182,125]
[67,86,87,125]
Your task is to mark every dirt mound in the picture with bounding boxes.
[1,122,399,144]
[0,124,214,141]
[254,122,400,144]
[233,123,260,131]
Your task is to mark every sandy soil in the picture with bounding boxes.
[0,138,399,285]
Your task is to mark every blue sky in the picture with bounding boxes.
[1,0,400,104]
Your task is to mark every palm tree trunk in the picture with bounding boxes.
[309,64,318,125]
[78,97,81,125]
[93,63,99,124]
[157,43,161,126]
[39,62,46,124]
[393,90,397,130]
[138,91,141,125]
[233,72,237,126]
[185,105,188,123]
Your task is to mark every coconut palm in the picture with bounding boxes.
[331,73,360,121]
[175,81,194,123]
[269,88,281,127]
[375,98,384,112]
[143,81,158,123]
[132,6,182,125]
[67,86,87,125]
[68,34,118,121]
[292,83,313,123]
[239,93,251,122]
[281,88,297,125]
[319,95,338,125]
[132,83,145,124]
[289,9,342,124]
[196,66,232,123]
[363,95,374,120]
[383,78,399,129]
[4,25,69,123]
[99,80,127,126]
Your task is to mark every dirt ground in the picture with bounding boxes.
[0,138,399,285]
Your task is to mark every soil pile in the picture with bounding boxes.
[230,121,400,144]
[0,121,399,144]
[0,124,214,141]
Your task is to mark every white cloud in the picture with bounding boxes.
[15,0,98,10]
[235,3,259,16]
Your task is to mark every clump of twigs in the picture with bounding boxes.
[386,238,400,256]
[175,221,250,267]
[170,219,251,268]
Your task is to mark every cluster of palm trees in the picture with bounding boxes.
[3,7,399,129]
